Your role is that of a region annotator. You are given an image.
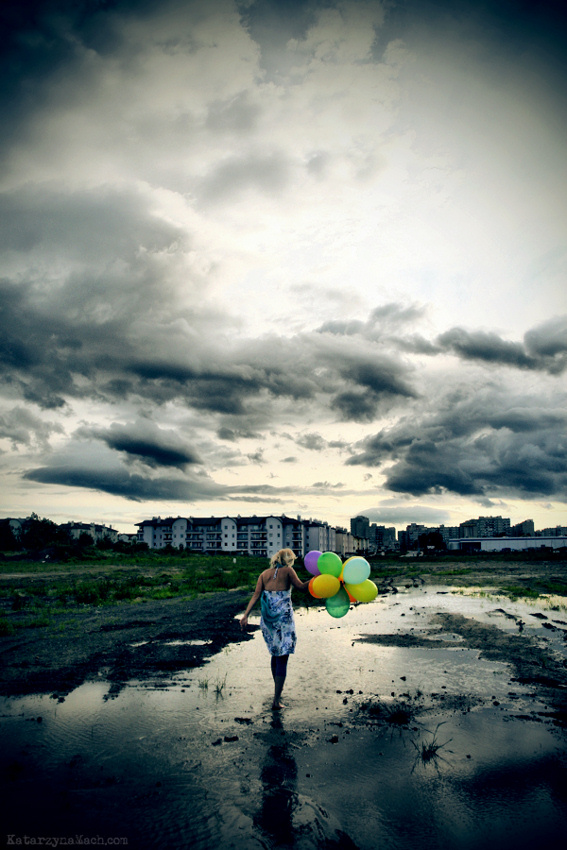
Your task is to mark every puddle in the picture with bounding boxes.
[2,588,567,849]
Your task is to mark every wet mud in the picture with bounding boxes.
[0,589,252,697]
[2,582,567,849]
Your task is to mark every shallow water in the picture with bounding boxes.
[2,587,567,849]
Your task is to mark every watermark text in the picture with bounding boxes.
[6,837,128,847]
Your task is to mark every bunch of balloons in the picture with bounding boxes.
[304,550,378,618]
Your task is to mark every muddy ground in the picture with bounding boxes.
[0,588,252,697]
[1,558,567,707]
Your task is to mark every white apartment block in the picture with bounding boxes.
[136,514,366,559]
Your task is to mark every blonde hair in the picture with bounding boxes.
[270,548,296,568]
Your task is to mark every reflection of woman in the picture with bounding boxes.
[240,548,310,709]
[254,716,297,843]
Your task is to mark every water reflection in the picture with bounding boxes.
[252,715,360,849]
[254,716,298,846]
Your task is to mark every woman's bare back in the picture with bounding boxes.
[261,564,307,591]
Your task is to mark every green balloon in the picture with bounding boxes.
[317,551,342,578]
[326,586,350,618]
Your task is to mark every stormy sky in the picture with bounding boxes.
[1,0,566,533]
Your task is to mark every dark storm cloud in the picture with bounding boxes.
[437,328,536,370]
[524,316,567,373]
[24,461,295,502]
[78,422,201,469]
[24,465,227,503]
[324,348,417,422]
[436,321,567,374]
[0,261,336,416]
[319,307,567,376]
[347,390,567,500]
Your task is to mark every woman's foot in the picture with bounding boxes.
[272,702,285,710]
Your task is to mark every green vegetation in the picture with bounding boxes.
[1,545,566,637]
[0,616,15,636]
[500,579,567,601]
[0,552,271,632]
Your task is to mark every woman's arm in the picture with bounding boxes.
[288,566,311,591]
[239,574,264,630]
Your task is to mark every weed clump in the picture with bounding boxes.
[358,696,416,726]
[413,724,452,766]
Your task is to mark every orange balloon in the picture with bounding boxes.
[309,576,322,598]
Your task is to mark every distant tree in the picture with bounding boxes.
[77,532,94,548]
[418,531,446,551]
[20,516,64,550]
[0,521,18,551]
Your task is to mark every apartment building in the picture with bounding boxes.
[136,514,365,558]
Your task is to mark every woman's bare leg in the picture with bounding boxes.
[273,675,286,709]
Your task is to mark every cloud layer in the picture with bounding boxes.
[1,0,566,529]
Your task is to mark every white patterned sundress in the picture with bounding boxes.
[260,588,297,657]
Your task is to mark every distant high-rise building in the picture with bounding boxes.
[511,519,535,537]
[459,516,511,538]
[373,525,397,550]
[405,523,427,544]
[350,515,370,538]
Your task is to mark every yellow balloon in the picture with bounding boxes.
[345,579,378,603]
[312,573,341,599]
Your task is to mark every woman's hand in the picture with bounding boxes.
[240,615,248,630]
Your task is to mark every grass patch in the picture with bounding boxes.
[0,616,15,636]
[214,674,227,697]
[436,568,473,577]
[0,554,269,614]
[359,697,416,726]
[501,580,567,602]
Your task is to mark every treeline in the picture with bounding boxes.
[0,514,147,561]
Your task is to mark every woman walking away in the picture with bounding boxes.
[240,548,310,709]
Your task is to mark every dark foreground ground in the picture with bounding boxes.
[2,558,567,850]
[0,588,252,698]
